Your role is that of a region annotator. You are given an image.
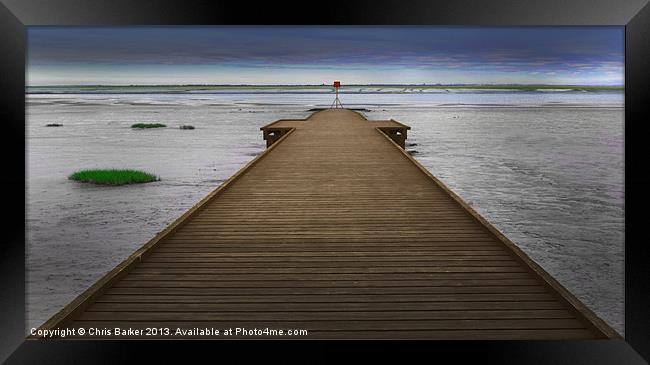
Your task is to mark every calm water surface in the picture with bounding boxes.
[26,90,624,334]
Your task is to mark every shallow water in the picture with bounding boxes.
[26,90,624,335]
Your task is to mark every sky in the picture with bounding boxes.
[27,26,624,86]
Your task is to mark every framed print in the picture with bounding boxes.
[1,0,649,363]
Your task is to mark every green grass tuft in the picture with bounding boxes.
[179,125,195,130]
[69,169,159,185]
[131,123,166,129]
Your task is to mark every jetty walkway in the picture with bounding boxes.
[35,109,618,339]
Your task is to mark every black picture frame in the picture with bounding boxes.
[1,0,649,363]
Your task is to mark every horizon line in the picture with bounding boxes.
[27,83,624,88]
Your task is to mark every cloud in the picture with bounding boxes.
[27,26,624,85]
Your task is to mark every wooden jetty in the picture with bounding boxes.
[35,109,619,339]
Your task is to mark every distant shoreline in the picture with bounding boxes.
[26,84,623,94]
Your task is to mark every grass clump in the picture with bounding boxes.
[131,123,166,129]
[179,125,195,130]
[69,169,159,185]
[46,123,63,127]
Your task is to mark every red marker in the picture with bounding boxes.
[331,81,343,108]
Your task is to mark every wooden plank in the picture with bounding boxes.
[70,318,587,331]
[152,246,508,252]
[132,266,534,276]
[168,233,494,238]
[144,251,512,258]
[88,301,567,311]
[110,283,548,293]
[161,237,499,243]
[150,242,502,249]
[123,271,533,281]
[96,292,558,302]
[78,310,575,321]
